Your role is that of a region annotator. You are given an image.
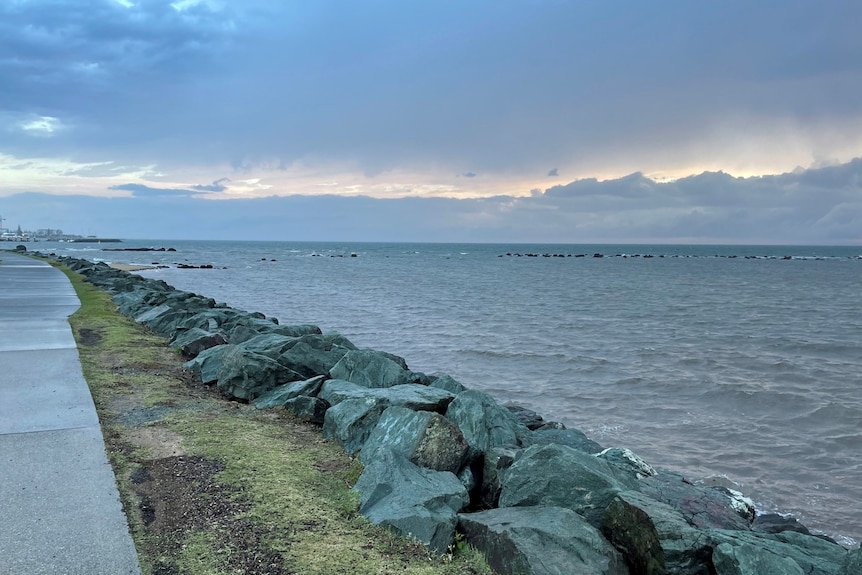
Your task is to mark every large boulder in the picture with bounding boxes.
[252,375,326,409]
[169,327,227,358]
[596,447,657,479]
[353,448,469,554]
[272,324,323,337]
[751,513,811,535]
[359,407,469,473]
[841,547,862,575]
[134,299,213,338]
[276,334,356,379]
[506,405,551,431]
[444,389,532,460]
[499,443,640,527]
[283,396,329,424]
[322,397,389,454]
[234,333,298,361]
[480,446,522,508]
[459,506,630,575]
[184,343,231,384]
[639,471,754,530]
[318,380,454,412]
[601,489,713,575]
[177,308,239,333]
[709,530,848,575]
[329,349,425,388]
[531,428,604,454]
[215,346,304,400]
[428,373,467,394]
[711,541,805,575]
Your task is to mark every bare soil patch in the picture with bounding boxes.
[131,455,288,575]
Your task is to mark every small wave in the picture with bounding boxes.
[456,348,569,360]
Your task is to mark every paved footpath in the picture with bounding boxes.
[0,251,141,575]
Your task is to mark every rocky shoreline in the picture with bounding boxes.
[49,252,860,575]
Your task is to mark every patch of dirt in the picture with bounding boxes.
[77,328,103,345]
[126,426,186,459]
[314,457,353,474]
[132,455,288,575]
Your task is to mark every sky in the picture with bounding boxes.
[1,0,862,243]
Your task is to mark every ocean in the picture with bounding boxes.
[38,240,862,547]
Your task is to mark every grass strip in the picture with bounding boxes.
[52,261,492,575]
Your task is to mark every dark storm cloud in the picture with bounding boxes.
[3,1,861,174]
[9,160,862,244]
[190,177,230,192]
[108,183,199,197]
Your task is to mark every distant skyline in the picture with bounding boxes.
[2,1,862,243]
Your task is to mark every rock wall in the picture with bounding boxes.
[52,254,860,575]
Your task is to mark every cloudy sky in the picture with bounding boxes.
[2,0,861,243]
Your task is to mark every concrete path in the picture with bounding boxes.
[0,251,141,575]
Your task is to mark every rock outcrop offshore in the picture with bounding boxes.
[52,254,860,575]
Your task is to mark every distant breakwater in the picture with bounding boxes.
[48,251,861,574]
[498,251,862,260]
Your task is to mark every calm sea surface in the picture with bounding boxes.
[44,240,862,546]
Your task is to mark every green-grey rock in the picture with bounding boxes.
[318,380,454,412]
[283,395,328,424]
[712,541,804,575]
[272,324,323,337]
[329,349,423,388]
[252,375,326,409]
[360,407,469,473]
[184,343,231,384]
[215,347,304,400]
[428,373,467,394]
[458,506,630,575]
[444,389,532,459]
[506,405,548,430]
[710,530,847,575]
[499,443,640,527]
[322,397,389,454]
[276,335,355,378]
[531,428,604,454]
[480,446,522,508]
[841,547,862,575]
[235,333,298,361]
[640,471,754,530]
[354,448,469,554]
[170,327,227,358]
[601,490,713,575]
[597,447,657,479]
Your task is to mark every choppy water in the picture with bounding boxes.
[43,241,862,546]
